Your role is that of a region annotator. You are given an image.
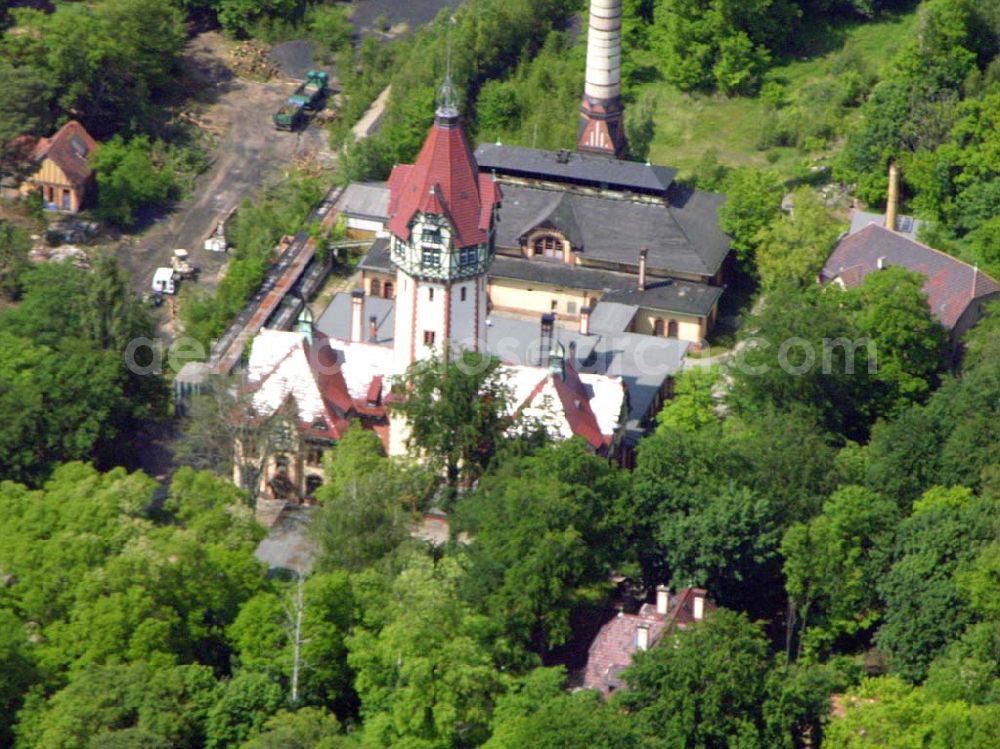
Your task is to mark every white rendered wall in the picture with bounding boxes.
[392,268,417,371]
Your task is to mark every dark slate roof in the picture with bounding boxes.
[821,224,1000,329]
[358,237,391,273]
[493,183,729,277]
[588,302,638,333]
[337,181,390,220]
[601,278,724,318]
[475,143,677,195]
[489,256,721,318]
[357,235,724,317]
[316,292,395,344]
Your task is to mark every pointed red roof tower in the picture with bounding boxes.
[387,79,501,249]
[386,77,502,368]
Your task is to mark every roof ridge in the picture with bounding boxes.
[250,332,305,390]
[857,223,998,283]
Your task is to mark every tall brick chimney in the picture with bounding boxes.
[577,0,627,158]
[351,289,364,343]
[886,161,899,232]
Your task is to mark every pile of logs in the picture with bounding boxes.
[230,41,279,80]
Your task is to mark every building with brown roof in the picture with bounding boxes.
[22,120,97,212]
[821,221,1000,346]
[581,586,714,695]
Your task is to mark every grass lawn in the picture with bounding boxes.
[633,7,919,179]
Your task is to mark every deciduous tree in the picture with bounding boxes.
[393,351,511,491]
[346,553,504,749]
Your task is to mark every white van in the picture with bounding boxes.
[152,267,177,295]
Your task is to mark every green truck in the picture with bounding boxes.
[273,70,329,131]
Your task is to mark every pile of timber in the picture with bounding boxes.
[230,41,279,80]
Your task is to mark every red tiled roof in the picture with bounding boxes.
[583,610,667,694]
[552,361,607,451]
[387,116,501,248]
[512,361,610,451]
[581,588,715,695]
[32,120,96,188]
[822,224,1000,329]
[306,335,355,418]
[366,375,383,405]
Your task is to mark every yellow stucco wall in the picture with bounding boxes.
[487,278,599,319]
[363,270,396,298]
[632,309,705,343]
[25,159,84,211]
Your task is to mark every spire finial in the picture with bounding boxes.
[435,14,459,122]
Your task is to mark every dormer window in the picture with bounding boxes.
[422,226,442,244]
[459,247,478,266]
[533,234,563,260]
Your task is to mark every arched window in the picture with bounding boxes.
[533,234,563,260]
[371,278,381,297]
[667,319,678,337]
[653,318,664,336]
[383,281,394,299]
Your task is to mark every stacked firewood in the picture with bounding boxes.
[230,41,279,79]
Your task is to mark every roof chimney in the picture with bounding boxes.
[368,315,378,342]
[580,305,591,336]
[656,584,669,616]
[351,289,364,343]
[886,161,899,232]
[549,341,566,381]
[638,247,648,291]
[876,256,887,270]
[636,622,650,651]
[692,591,705,621]
[539,313,555,366]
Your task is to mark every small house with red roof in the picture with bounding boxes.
[821,222,1000,346]
[581,586,715,695]
[21,120,97,212]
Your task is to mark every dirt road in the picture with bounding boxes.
[117,33,334,296]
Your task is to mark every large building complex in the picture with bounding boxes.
[239,0,727,500]
[344,0,731,347]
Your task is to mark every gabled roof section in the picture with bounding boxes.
[582,587,715,695]
[493,183,730,277]
[821,223,1000,329]
[518,190,585,248]
[33,120,97,187]
[387,117,501,248]
[246,329,398,439]
[551,361,607,450]
[247,330,349,436]
[506,360,624,452]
